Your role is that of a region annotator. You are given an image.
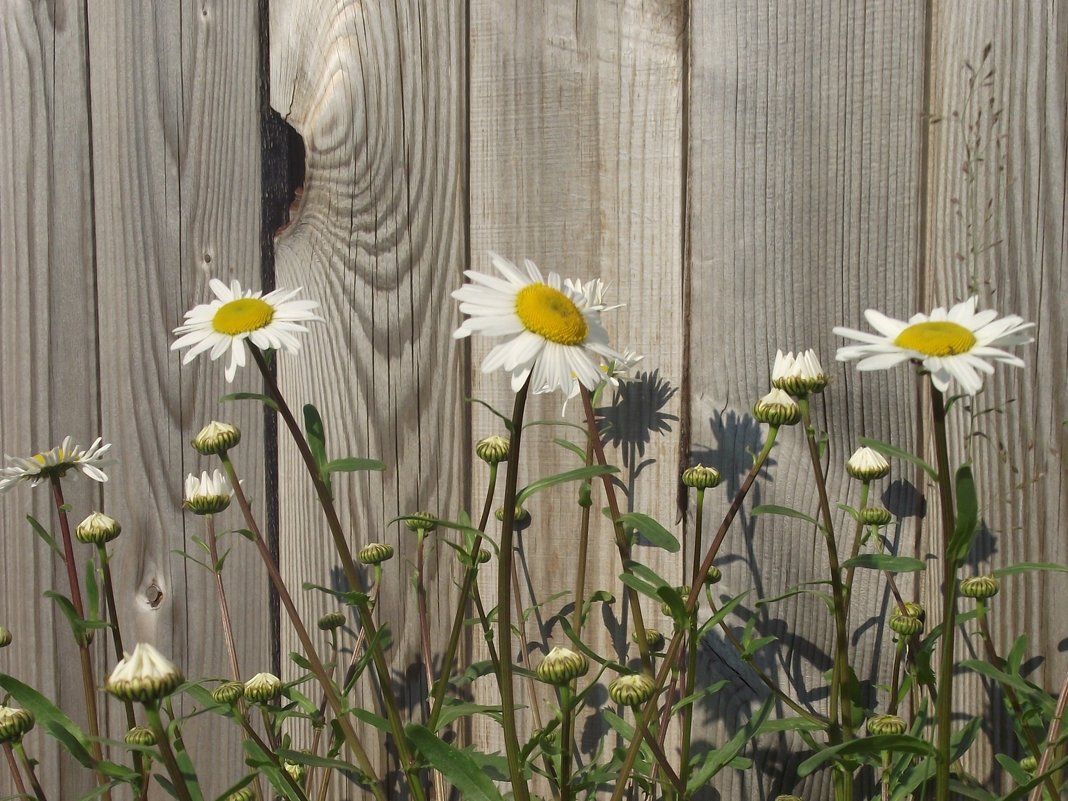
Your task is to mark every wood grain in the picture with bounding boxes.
[269,0,468,788]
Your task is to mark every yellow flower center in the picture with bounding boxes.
[212,298,274,336]
[894,321,977,357]
[514,284,588,346]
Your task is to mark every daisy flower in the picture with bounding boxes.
[0,436,111,493]
[833,297,1034,395]
[171,279,321,382]
[452,253,624,394]
[562,346,644,413]
[182,469,234,515]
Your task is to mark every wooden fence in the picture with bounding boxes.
[1,1,1066,798]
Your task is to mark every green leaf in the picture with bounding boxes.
[406,724,507,801]
[303,403,328,468]
[323,457,385,474]
[432,701,503,731]
[686,698,773,790]
[751,504,824,531]
[620,512,679,553]
[515,464,617,506]
[551,438,588,462]
[0,675,93,764]
[947,465,979,564]
[841,554,926,573]
[43,591,90,644]
[858,436,939,480]
[994,561,1068,578]
[798,734,935,777]
[220,391,278,411]
[26,515,63,559]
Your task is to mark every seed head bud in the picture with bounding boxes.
[960,574,1000,600]
[475,435,510,465]
[682,465,721,490]
[358,542,394,565]
[632,628,666,652]
[846,446,890,480]
[244,672,283,703]
[212,681,245,705]
[495,506,529,523]
[536,647,589,685]
[859,506,893,526]
[866,714,907,736]
[704,565,723,585]
[404,512,437,533]
[124,725,157,746]
[609,673,656,707]
[191,421,241,455]
[889,602,925,637]
[752,389,801,426]
[0,627,11,648]
[318,611,347,631]
[771,349,829,396]
[76,511,122,544]
[105,643,183,703]
[0,707,34,743]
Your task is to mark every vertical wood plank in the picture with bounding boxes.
[468,0,686,777]
[269,0,468,784]
[688,2,926,796]
[924,0,1068,785]
[87,0,265,793]
[0,2,99,794]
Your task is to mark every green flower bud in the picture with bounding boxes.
[475,435,510,465]
[536,647,589,686]
[1020,755,1038,773]
[0,707,34,743]
[404,512,437,533]
[859,506,893,526]
[105,643,184,703]
[632,628,666,652]
[191,421,241,456]
[284,759,307,782]
[682,465,721,490]
[752,389,801,426]
[318,612,346,631]
[866,714,907,736]
[661,586,691,617]
[609,673,657,707]
[221,788,255,801]
[0,627,11,648]
[75,511,122,544]
[845,446,890,480]
[889,602,925,637]
[495,506,529,523]
[704,565,723,585]
[212,681,245,705]
[960,574,999,600]
[774,796,804,801]
[475,548,492,564]
[124,725,157,746]
[358,542,394,565]
[244,672,282,703]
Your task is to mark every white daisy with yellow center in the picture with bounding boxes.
[452,253,624,394]
[833,297,1033,395]
[0,436,111,493]
[171,279,321,382]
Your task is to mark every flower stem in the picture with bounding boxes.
[203,516,242,682]
[559,685,574,801]
[931,387,959,800]
[49,478,107,798]
[496,381,532,801]
[3,743,28,798]
[415,529,435,712]
[608,427,780,801]
[13,742,46,801]
[218,453,389,801]
[236,710,310,801]
[679,486,707,791]
[143,702,195,801]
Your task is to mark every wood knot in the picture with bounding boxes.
[144,583,164,609]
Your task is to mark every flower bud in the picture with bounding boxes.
[192,421,241,456]
[1020,755,1038,773]
[221,789,255,801]
[318,612,346,631]
[0,627,11,648]
[845,446,890,481]
[475,435,510,465]
[358,542,394,565]
[405,512,437,533]
[771,349,829,396]
[0,707,34,743]
[682,465,721,490]
[774,796,804,801]
[244,672,282,703]
[859,506,893,526]
[661,586,690,617]
[76,511,122,544]
[183,470,233,515]
[495,506,529,523]
[106,643,183,703]
[475,548,492,564]
[124,725,157,746]
[888,602,925,637]
[609,673,656,707]
[704,565,723,586]
[536,647,589,686]
[632,628,666,652]
[284,760,307,782]
[752,389,801,426]
[212,681,245,705]
[960,574,1000,600]
[866,714,907,736]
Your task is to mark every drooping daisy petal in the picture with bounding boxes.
[833,297,1034,395]
[452,252,625,396]
[0,437,113,493]
[171,279,322,383]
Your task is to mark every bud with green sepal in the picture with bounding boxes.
[536,647,589,686]
[244,672,282,703]
[682,465,720,490]
[212,681,245,705]
[960,574,999,600]
[75,511,121,544]
[192,421,241,456]
[609,673,656,707]
[475,435,509,465]
[752,389,801,426]
[889,602,925,637]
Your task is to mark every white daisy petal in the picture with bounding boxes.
[0,436,113,494]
